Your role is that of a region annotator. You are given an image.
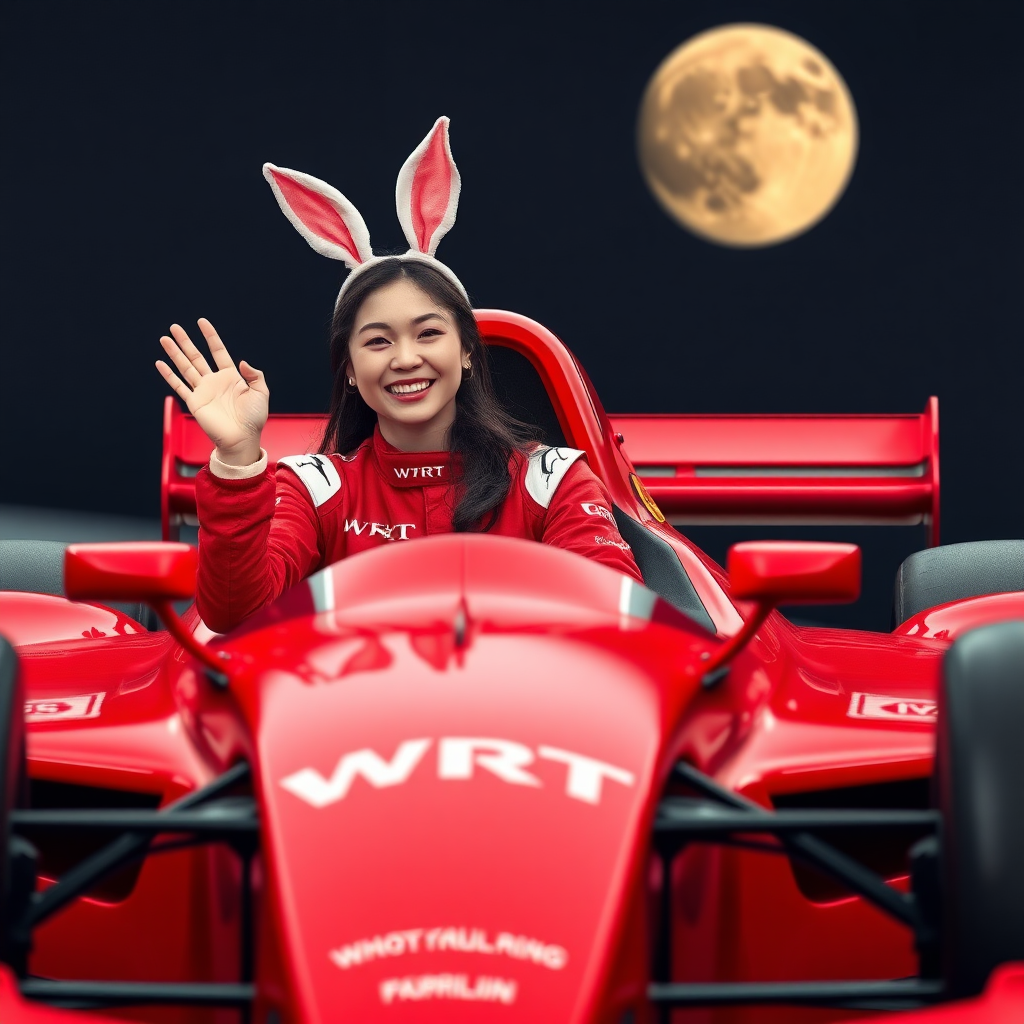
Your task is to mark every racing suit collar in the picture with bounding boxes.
[372,425,458,488]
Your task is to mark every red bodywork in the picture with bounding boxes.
[2,311,1021,1023]
[608,401,941,545]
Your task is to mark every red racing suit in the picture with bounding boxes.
[195,426,643,633]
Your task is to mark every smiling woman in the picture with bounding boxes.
[323,258,542,534]
[154,118,642,633]
[349,287,468,451]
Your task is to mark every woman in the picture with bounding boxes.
[156,118,641,633]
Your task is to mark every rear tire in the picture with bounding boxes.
[936,620,1024,997]
[892,540,1024,627]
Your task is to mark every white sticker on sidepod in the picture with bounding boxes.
[25,692,105,723]
[847,692,937,723]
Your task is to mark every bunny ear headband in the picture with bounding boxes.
[263,116,466,305]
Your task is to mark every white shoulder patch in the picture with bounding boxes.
[277,454,342,508]
[525,446,586,508]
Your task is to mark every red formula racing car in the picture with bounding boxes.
[0,310,1022,1024]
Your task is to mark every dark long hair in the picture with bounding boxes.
[319,259,540,531]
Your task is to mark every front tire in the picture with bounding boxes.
[936,619,1024,997]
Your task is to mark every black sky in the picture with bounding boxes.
[2,0,1021,627]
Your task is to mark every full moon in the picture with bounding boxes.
[638,24,858,247]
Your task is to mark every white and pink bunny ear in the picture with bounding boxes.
[262,164,374,270]
[395,116,461,257]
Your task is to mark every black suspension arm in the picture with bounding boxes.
[23,762,252,928]
[669,762,920,929]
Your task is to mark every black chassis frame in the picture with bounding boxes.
[648,761,946,1015]
[8,762,258,1014]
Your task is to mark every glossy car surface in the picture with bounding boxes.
[1,310,1021,1023]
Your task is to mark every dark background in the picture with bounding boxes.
[2,0,1021,629]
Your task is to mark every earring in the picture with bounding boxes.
[462,362,473,379]
[348,377,355,386]
[345,376,357,393]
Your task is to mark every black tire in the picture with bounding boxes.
[936,619,1024,998]
[892,540,1024,627]
[0,635,30,971]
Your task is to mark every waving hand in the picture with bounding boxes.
[155,319,269,466]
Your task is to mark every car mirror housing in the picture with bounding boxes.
[64,542,197,603]
[728,541,861,605]
[700,542,861,689]
[64,543,228,683]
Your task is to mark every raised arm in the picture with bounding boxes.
[155,318,269,466]
[156,319,320,633]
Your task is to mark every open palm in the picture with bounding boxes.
[155,319,269,462]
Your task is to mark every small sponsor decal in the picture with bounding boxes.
[630,473,666,523]
[343,519,416,540]
[330,926,567,972]
[847,692,937,723]
[278,454,342,507]
[393,465,447,480]
[580,502,616,524]
[379,974,517,1005]
[25,692,104,723]
[594,535,632,552]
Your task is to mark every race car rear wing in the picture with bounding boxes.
[163,397,940,545]
[609,398,940,545]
